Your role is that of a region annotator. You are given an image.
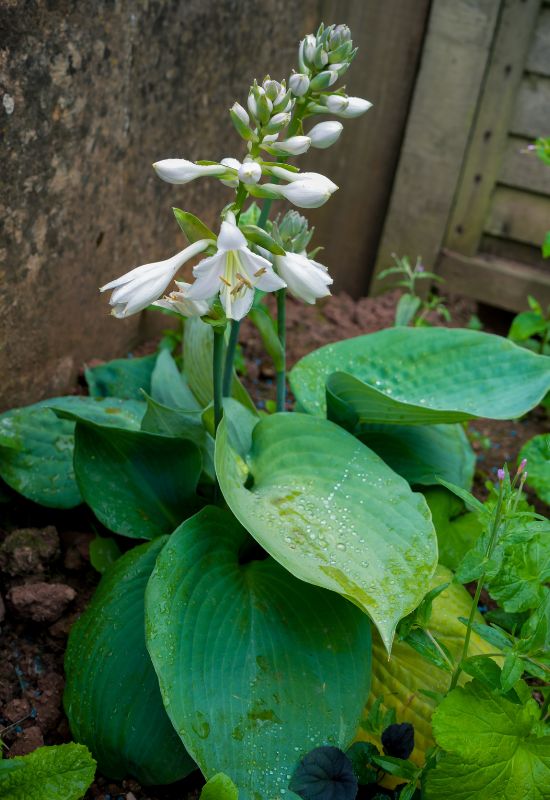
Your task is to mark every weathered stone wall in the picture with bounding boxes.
[0,0,428,410]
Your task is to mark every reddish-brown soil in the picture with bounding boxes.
[0,290,547,800]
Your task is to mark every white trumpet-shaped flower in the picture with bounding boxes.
[274,251,333,304]
[100,240,210,318]
[186,216,286,320]
[153,158,227,184]
[238,161,262,185]
[153,281,211,318]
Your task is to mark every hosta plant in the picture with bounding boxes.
[1,21,549,800]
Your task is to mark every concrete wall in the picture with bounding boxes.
[0,0,428,410]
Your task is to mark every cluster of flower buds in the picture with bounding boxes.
[229,77,313,157]
[271,210,314,255]
[285,23,372,146]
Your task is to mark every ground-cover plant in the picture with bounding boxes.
[1,21,550,800]
[376,254,450,328]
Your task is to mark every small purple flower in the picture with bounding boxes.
[497,468,505,481]
[518,458,527,474]
[415,263,425,273]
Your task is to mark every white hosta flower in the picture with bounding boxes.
[100,240,210,318]
[238,161,262,185]
[331,96,372,118]
[231,102,249,126]
[154,281,211,318]
[269,135,311,156]
[153,159,227,185]
[186,217,286,320]
[308,121,343,149]
[274,251,333,304]
[289,72,310,97]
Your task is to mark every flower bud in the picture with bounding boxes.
[269,136,311,156]
[272,88,293,114]
[313,44,329,70]
[308,120,343,149]
[328,24,351,50]
[265,111,291,134]
[263,175,337,209]
[238,161,262,185]
[289,72,310,97]
[263,78,283,102]
[270,167,338,195]
[230,102,253,140]
[219,157,240,188]
[302,34,317,66]
[332,96,372,118]
[247,92,258,120]
[309,70,338,91]
[153,159,226,185]
[324,94,349,113]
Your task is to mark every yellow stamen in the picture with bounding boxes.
[219,276,232,287]
[236,272,253,289]
[254,267,267,277]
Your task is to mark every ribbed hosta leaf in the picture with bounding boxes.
[215,412,437,650]
[64,538,194,785]
[0,397,144,508]
[289,328,550,426]
[145,506,371,800]
[358,423,475,488]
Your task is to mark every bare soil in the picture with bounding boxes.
[0,290,547,800]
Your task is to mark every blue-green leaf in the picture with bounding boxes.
[145,506,371,800]
[65,538,194,785]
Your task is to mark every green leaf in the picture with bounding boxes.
[173,208,217,244]
[395,294,421,327]
[151,349,202,411]
[520,434,550,504]
[0,397,144,508]
[509,311,547,342]
[289,328,550,425]
[425,681,550,799]
[371,755,417,780]
[488,524,550,612]
[240,224,286,255]
[89,535,122,574]
[248,307,285,373]
[501,652,524,693]
[65,538,194,785]
[200,773,239,800]
[215,411,438,651]
[183,317,256,413]
[71,419,202,538]
[358,424,475,489]
[423,487,483,571]
[85,353,157,399]
[543,231,550,259]
[0,744,95,800]
[141,394,215,483]
[145,506,371,800]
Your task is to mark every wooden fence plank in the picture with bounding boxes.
[485,185,550,245]
[510,74,550,138]
[307,0,431,296]
[445,0,540,257]
[526,5,550,75]
[370,0,501,292]
[438,249,550,311]
[499,135,550,194]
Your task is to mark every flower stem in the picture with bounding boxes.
[449,480,505,691]
[222,319,240,396]
[276,288,287,412]
[213,328,225,432]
